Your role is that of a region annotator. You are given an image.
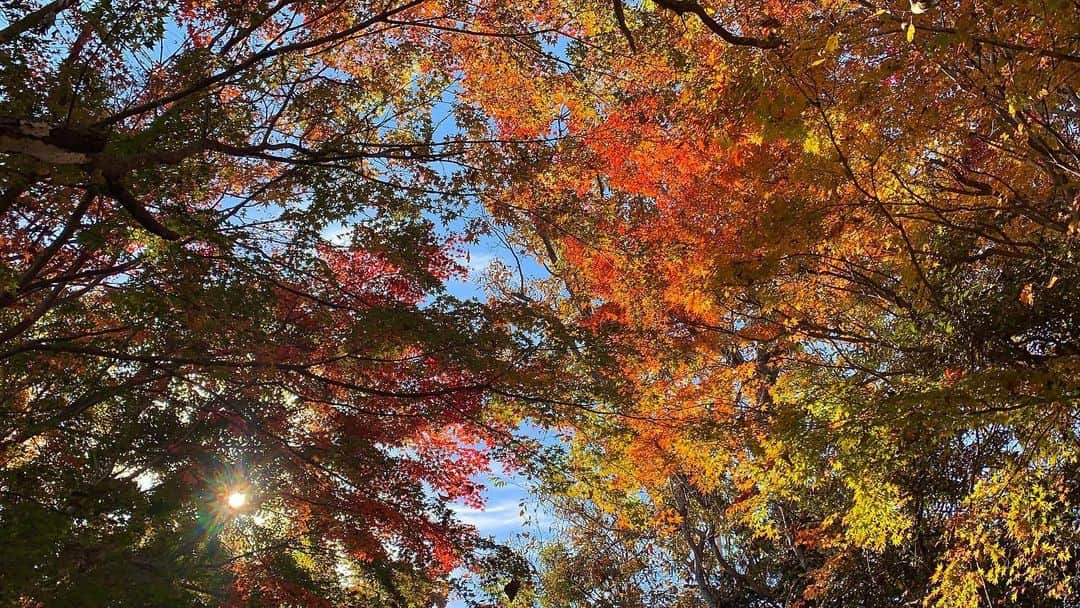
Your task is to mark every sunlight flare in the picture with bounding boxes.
[226,491,247,510]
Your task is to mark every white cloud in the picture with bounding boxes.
[460,252,497,278]
[450,497,524,532]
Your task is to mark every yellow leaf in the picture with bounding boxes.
[826,33,840,54]
[906,22,916,42]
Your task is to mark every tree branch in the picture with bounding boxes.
[0,0,79,45]
[653,0,781,49]
[612,0,637,52]
[103,176,180,240]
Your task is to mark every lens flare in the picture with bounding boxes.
[226,491,247,509]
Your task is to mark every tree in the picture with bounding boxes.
[0,0,587,604]
[469,0,1080,605]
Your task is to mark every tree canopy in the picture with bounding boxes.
[0,0,580,603]
[471,0,1079,606]
[1,0,1077,606]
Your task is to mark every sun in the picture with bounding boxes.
[226,491,247,510]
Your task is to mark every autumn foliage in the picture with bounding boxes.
[0,0,566,604]
[468,0,1079,606]
[2,0,1078,606]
